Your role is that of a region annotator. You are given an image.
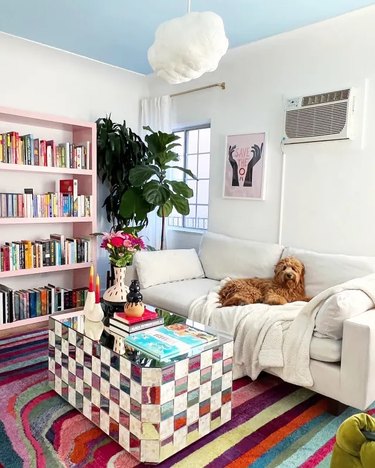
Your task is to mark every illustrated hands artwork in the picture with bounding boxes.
[244,143,263,187]
[228,144,239,186]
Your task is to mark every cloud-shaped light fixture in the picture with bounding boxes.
[148,11,228,84]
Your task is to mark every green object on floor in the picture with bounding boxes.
[331,413,375,468]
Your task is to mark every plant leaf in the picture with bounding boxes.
[169,166,197,180]
[129,165,160,187]
[170,193,190,215]
[157,199,173,217]
[167,180,193,198]
[120,187,153,224]
[143,181,170,205]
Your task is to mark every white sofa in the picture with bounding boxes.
[132,232,375,411]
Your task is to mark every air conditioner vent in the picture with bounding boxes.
[284,88,355,144]
[285,102,348,139]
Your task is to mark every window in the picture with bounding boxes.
[168,125,211,230]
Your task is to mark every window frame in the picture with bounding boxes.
[170,123,211,231]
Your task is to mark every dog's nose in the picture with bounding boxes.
[286,273,293,279]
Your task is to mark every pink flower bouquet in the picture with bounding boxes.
[100,231,145,267]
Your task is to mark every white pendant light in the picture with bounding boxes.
[148,0,228,84]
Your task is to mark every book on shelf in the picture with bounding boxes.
[0,283,88,324]
[124,324,217,360]
[0,131,90,169]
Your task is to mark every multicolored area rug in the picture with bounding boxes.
[0,329,372,468]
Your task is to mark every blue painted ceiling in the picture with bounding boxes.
[0,0,373,75]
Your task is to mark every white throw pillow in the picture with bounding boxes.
[314,290,373,340]
[134,249,204,289]
[282,247,375,297]
[199,231,283,280]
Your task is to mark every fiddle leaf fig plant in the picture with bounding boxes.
[120,126,197,250]
[96,116,151,230]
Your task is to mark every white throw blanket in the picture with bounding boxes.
[189,273,375,387]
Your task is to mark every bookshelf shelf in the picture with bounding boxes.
[0,307,84,331]
[0,217,93,225]
[0,106,97,328]
[0,262,92,279]
[0,162,93,175]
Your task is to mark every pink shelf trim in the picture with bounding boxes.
[0,162,93,175]
[0,106,96,130]
[0,217,93,225]
[0,262,92,279]
[0,308,84,331]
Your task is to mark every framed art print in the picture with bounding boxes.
[223,132,266,200]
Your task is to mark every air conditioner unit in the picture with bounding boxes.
[284,88,355,144]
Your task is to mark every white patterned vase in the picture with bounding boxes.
[103,266,129,304]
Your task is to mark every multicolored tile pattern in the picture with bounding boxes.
[48,316,233,463]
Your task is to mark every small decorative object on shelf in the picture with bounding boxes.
[124,279,145,317]
[100,231,145,304]
[83,265,95,319]
[85,274,104,322]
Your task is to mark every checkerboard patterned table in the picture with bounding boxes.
[48,314,233,463]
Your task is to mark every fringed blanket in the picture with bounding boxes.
[189,274,375,387]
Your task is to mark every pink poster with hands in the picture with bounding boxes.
[223,132,265,199]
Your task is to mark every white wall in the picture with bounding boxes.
[0,32,148,288]
[147,6,375,256]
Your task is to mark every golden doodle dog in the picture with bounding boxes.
[219,257,311,307]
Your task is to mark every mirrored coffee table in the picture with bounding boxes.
[48,307,233,464]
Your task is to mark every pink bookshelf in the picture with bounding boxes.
[0,308,85,331]
[0,106,97,329]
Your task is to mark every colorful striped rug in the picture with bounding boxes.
[0,329,372,468]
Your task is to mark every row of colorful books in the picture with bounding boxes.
[0,235,91,271]
[109,309,217,360]
[0,192,92,218]
[0,132,90,169]
[0,284,88,324]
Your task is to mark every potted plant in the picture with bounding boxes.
[120,126,197,250]
[96,116,152,230]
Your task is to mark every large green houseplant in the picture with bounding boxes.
[120,126,197,250]
[96,116,151,230]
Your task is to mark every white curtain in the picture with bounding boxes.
[140,96,172,249]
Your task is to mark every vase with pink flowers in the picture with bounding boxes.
[100,231,145,304]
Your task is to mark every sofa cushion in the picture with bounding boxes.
[314,290,373,340]
[141,278,219,317]
[134,249,204,289]
[282,247,375,296]
[199,232,284,280]
[310,337,342,363]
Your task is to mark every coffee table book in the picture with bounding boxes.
[125,324,218,361]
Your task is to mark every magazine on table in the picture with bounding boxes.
[124,323,217,360]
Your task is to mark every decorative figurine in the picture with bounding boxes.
[83,265,95,319]
[124,280,145,317]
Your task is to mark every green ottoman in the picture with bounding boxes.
[331,413,375,468]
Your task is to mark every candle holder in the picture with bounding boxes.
[85,273,104,322]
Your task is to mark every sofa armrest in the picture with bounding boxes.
[341,308,375,409]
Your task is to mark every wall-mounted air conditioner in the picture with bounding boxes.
[284,88,355,144]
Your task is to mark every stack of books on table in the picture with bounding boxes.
[124,323,218,361]
[108,308,164,337]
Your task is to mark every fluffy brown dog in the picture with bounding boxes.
[219,257,311,307]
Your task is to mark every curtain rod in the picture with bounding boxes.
[170,81,226,98]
